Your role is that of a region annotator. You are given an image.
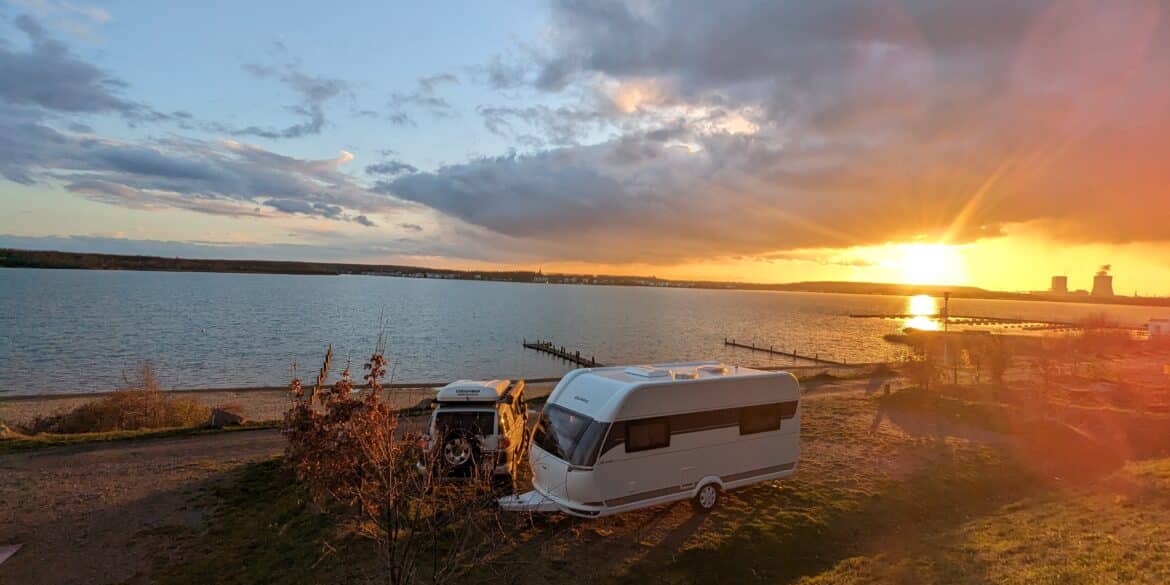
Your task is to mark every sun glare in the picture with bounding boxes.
[896,244,966,285]
[908,294,937,316]
[903,294,940,331]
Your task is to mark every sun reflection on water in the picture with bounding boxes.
[904,295,940,331]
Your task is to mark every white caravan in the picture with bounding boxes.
[500,361,800,517]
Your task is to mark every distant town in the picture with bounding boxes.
[3,248,1169,308]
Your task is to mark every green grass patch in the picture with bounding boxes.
[153,458,375,584]
[797,457,1170,584]
[616,445,1037,584]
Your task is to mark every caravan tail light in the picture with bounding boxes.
[499,436,512,450]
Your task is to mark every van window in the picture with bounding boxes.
[739,404,783,435]
[533,404,608,466]
[435,410,496,436]
[625,418,670,452]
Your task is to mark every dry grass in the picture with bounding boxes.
[214,402,246,416]
[23,362,210,434]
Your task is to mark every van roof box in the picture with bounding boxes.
[435,379,511,402]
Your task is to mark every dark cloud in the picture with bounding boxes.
[387,74,459,125]
[382,0,1170,262]
[0,101,401,222]
[234,61,350,139]
[365,159,418,176]
[399,223,423,232]
[0,14,162,120]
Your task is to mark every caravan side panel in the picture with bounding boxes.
[594,374,799,512]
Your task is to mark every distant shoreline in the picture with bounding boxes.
[4,247,1170,308]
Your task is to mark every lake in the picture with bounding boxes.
[0,268,1161,395]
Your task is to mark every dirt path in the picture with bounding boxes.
[0,429,284,585]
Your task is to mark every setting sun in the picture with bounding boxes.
[908,294,937,316]
[896,244,967,286]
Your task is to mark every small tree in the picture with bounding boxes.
[900,336,941,391]
[285,348,507,585]
[984,335,1011,388]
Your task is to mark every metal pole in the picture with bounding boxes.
[943,292,954,384]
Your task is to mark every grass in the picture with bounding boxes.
[152,458,375,585]
[797,458,1170,584]
[0,420,280,455]
[144,391,1170,584]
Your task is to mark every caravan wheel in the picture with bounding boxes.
[693,483,720,512]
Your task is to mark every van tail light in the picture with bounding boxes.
[499,436,512,450]
[416,435,430,449]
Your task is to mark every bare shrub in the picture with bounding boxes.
[30,362,210,434]
[285,348,507,585]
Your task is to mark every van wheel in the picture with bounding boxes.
[442,431,477,471]
[693,484,720,512]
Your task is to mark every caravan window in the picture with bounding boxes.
[739,404,783,434]
[625,417,670,452]
[533,404,608,466]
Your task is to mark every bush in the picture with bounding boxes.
[28,363,210,434]
[285,348,506,585]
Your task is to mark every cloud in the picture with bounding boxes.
[757,251,879,268]
[234,59,350,139]
[477,104,606,146]
[480,53,530,90]
[387,73,459,125]
[0,103,403,222]
[0,22,407,227]
[399,223,423,232]
[381,0,1170,263]
[0,14,161,119]
[365,159,418,176]
[8,0,111,39]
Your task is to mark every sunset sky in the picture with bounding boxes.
[2,0,1170,294]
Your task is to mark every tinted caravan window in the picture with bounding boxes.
[739,404,783,435]
[626,417,670,452]
[533,404,608,466]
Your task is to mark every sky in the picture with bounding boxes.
[2,0,1170,294]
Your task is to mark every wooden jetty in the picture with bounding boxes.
[723,338,849,366]
[522,339,604,367]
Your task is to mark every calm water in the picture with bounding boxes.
[0,268,1160,395]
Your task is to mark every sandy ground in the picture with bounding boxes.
[0,382,558,430]
[0,430,285,585]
